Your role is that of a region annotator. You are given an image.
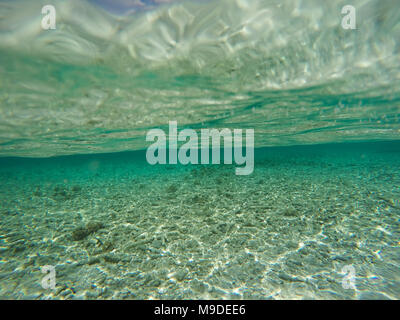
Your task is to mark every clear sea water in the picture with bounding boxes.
[0,0,399,299]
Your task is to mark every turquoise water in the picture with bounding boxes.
[0,0,400,299]
[1,142,400,299]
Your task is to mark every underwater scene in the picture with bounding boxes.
[0,0,399,300]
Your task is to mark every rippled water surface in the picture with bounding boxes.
[1,0,399,156]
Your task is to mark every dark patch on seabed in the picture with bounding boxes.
[0,140,399,299]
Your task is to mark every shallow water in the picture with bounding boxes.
[0,0,400,300]
[1,142,400,299]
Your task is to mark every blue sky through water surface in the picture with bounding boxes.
[88,0,183,14]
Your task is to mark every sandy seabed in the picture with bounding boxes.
[0,143,399,300]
